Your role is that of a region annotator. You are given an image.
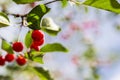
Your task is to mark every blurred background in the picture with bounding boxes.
[0,0,120,80]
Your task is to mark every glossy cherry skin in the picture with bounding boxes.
[0,56,5,66]
[5,53,14,62]
[12,42,24,52]
[16,55,27,66]
[32,30,44,41]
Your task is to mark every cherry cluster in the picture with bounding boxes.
[30,30,44,51]
[0,30,45,66]
[0,42,26,66]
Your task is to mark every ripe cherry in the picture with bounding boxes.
[33,39,44,46]
[32,30,44,41]
[12,42,23,52]
[0,56,5,66]
[16,55,27,66]
[30,43,39,51]
[5,53,14,62]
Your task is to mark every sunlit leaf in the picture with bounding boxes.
[40,43,68,53]
[27,4,50,30]
[24,30,33,48]
[2,40,13,53]
[33,67,53,80]
[30,51,44,64]
[33,55,44,64]
[61,0,68,7]
[42,29,61,36]
[0,12,10,27]
[83,0,120,13]
[12,0,40,4]
[41,17,61,36]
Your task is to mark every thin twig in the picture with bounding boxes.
[27,50,33,60]
[44,0,61,5]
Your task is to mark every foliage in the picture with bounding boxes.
[0,12,10,27]
[13,0,40,4]
[0,0,120,80]
[2,39,13,53]
[40,43,68,53]
[25,30,33,48]
[27,4,50,30]
[32,67,53,80]
[0,75,13,80]
[41,17,61,36]
[83,0,120,14]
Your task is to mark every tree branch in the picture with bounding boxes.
[44,0,61,5]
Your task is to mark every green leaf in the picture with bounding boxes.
[41,17,61,36]
[24,30,33,48]
[61,0,68,7]
[40,43,68,53]
[30,51,44,64]
[27,4,50,30]
[0,75,13,80]
[7,65,22,71]
[83,46,96,60]
[83,0,120,14]
[33,67,53,80]
[0,12,10,27]
[33,55,44,64]
[12,0,40,4]
[2,40,13,53]
[42,29,61,36]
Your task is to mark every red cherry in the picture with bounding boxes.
[0,56,5,66]
[16,55,27,66]
[30,43,39,51]
[33,39,44,46]
[32,30,44,41]
[12,42,23,52]
[5,53,14,62]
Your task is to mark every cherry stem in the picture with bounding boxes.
[27,50,33,60]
